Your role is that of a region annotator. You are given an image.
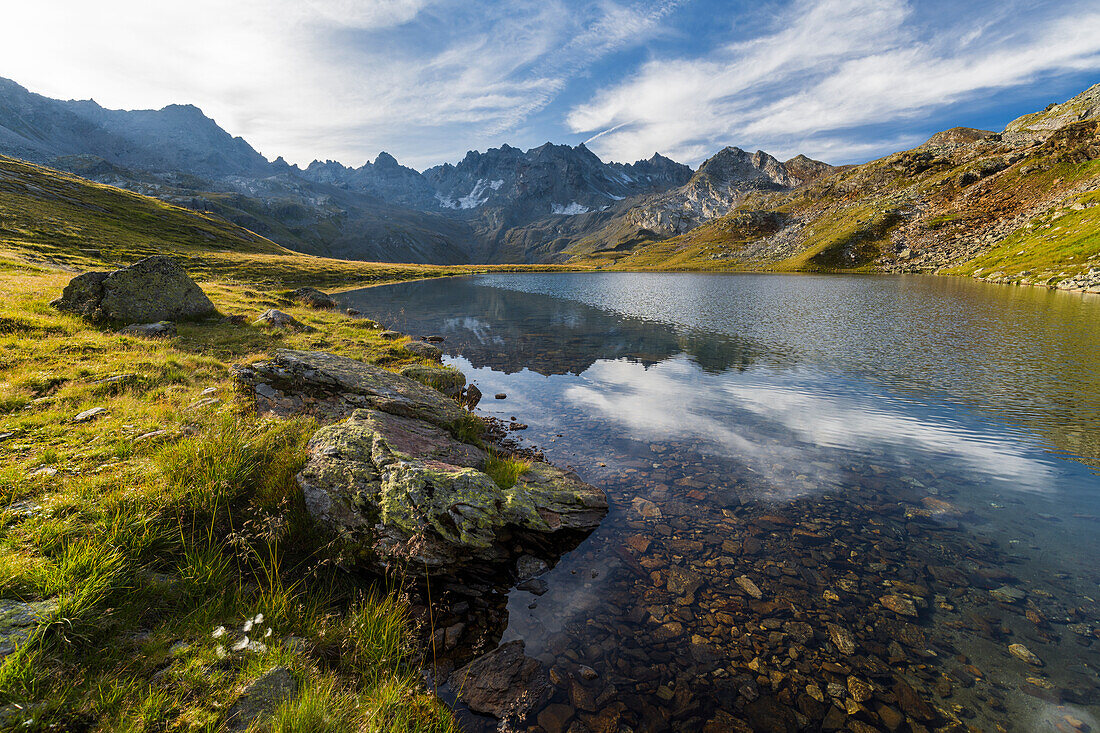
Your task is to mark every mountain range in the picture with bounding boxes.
[1,75,1098,287]
[0,76,833,264]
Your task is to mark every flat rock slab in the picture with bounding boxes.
[0,598,58,660]
[448,640,551,723]
[52,256,215,324]
[236,349,470,430]
[399,364,466,397]
[225,666,298,731]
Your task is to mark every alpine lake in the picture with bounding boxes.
[340,272,1100,733]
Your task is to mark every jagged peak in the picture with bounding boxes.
[374,151,399,167]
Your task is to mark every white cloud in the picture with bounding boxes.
[0,0,682,168]
[568,0,1100,164]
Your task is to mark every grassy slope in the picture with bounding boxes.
[0,158,518,731]
[569,120,1100,283]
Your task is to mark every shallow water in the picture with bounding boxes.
[342,273,1100,733]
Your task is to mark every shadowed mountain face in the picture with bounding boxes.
[0,76,837,265]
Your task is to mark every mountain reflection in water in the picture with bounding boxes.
[342,273,1100,733]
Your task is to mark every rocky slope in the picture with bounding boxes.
[575,83,1100,291]
[0,76,822,265]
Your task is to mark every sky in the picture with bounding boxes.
[3,0,1099,170]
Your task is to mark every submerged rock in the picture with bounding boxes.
[448,640,552,722]
[52,256,216,323]
[296,408,607,573]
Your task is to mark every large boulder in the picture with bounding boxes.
[52,256,216,323]
[296,408,608,573]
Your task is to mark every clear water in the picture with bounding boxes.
[342,273,1100,732]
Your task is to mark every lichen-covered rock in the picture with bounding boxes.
[296,408,607,573]
[252,309,316,332]
[52,256,216,323]
[290,287,337,309]
[403,340,443,361]
[237,349,468,430]
[399,363,465,397]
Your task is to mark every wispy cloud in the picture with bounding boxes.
[0,0,684,168]
[567,0,1100,164]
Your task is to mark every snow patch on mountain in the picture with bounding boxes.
[552,202,591,215]
[436,178,505,209]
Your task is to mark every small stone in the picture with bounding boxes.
[631,497,662,519]
[847,676,873,703]
[380,330,402,340]
[578,665,598,680]
[826,623,857,655]
[537,703,575,733]
[494,393,507,399]
[880,594,918,617]
[516,555,549,580]
[187,397,221,411]
[656,685,674,701]
[290,287,336,309]
[346,308,361,315]
[403,340,443,361]
[74,406,107,423]
[517,577,549,595]
[990,585,1026,603]
[252,309,315,332]
[1008,643,1042,666]
[735,575,763,599]
[806,683,825,703]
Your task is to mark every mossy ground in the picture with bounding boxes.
[0,259,468,731]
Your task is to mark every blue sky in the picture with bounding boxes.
[3,0,1099,169]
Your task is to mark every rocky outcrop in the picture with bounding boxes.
[399,364,465,397]
[233,349,607,575]
[51,256,216,323]
[296,408,607,573]
[225,666,298,731]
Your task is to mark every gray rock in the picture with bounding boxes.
[74,406,107,423]
[252,309,315,332]
[399,364,466,397]
[0,598,58,661]
[297,408,607,573]
[53,256,216,324]
[448,640,552,722]
[119,321,176,338]
[290,287,337,309]
[403,340,443,362]
[239,349,469,430]
[225,666,298,731]
[380,330,402,340]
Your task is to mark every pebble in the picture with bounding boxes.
[1008,643,1043,666]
